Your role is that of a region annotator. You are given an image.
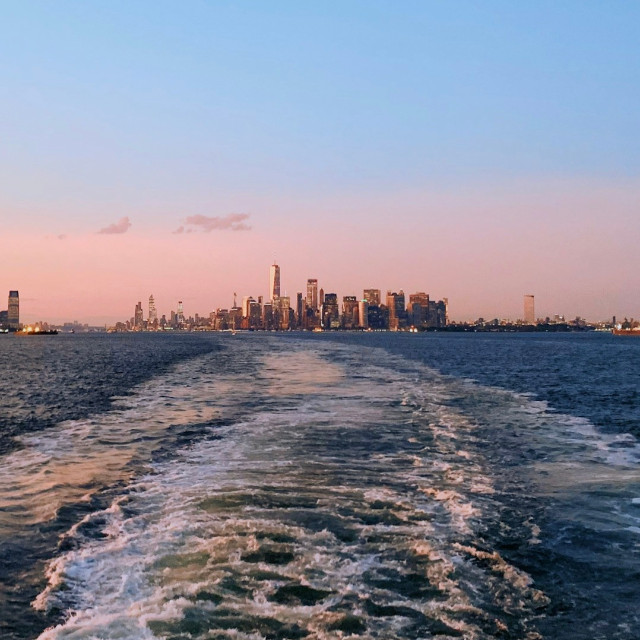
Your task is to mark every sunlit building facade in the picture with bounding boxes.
[408,292,429,327]
[269,263,281,301]
[134,301,143,329]
[363,289,380,306]
[148,295,157,325]
[7,291,19,330]
[272,295,290,330]
[306,279,318,311]
[524,294,535,324]
[342,296,359,329]
[386,290,406,331]
[358,299,369,329]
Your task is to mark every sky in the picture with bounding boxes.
[1,1,638,324]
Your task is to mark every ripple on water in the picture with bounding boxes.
[32,343,553,640]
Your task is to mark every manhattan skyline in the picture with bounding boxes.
[1,3,639,324]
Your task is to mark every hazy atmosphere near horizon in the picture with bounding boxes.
[1,1,639,322]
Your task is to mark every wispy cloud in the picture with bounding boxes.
[174,213,251,234]
[97,217,132,235]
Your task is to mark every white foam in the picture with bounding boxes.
[0,344,266,534]
[29,337,554,639]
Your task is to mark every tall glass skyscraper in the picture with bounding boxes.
[269,263,281,301]
[148,295,157,324]
[7,291,19,330]
[306,278,318,311]
[524,294,535,324]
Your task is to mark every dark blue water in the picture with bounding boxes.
[0,332,638,639]
[300,331,640,439]
[0,333,218,456]
[292,332,640,638]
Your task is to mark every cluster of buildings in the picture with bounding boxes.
[0,290,60,333]
[6,279,629,334]
[447,296,627,332]
[115,263,449,332]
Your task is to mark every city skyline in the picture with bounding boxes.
[112,260,453,332]
[1,4,639,323]
[1,259,636,326]
[2,264,629,330]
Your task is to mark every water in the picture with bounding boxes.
[0,332,638,639]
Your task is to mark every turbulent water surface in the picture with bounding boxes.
[0,332,638,640]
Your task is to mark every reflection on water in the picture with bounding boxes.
[0,361,225,534]
[261,349,345,396]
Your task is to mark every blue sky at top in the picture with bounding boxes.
[1,0,638,218]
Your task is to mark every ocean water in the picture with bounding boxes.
[0,332,638,640]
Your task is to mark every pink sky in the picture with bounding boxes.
[2,178,638,325]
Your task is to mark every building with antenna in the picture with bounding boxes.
[269,263,281,301]
[148,295,157,326]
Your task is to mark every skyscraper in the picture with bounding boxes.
[272,295,290,330]
[386,290,406,331]
[524,294,535,324]
[7,291,19,330]
[134,301,143,329]
[262,301,273,330]
[322,293,339,329]
[248,299,262,329]
[269,263,281,301]
[306,278,318,311]
[342,296,358,329]
[358,300,369,329]
[363,289,380,306]
[148,295,157,324]
[408,292,429,327]
[427,299,448,328]
[296,292,303,328]
[242,296,254,318]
